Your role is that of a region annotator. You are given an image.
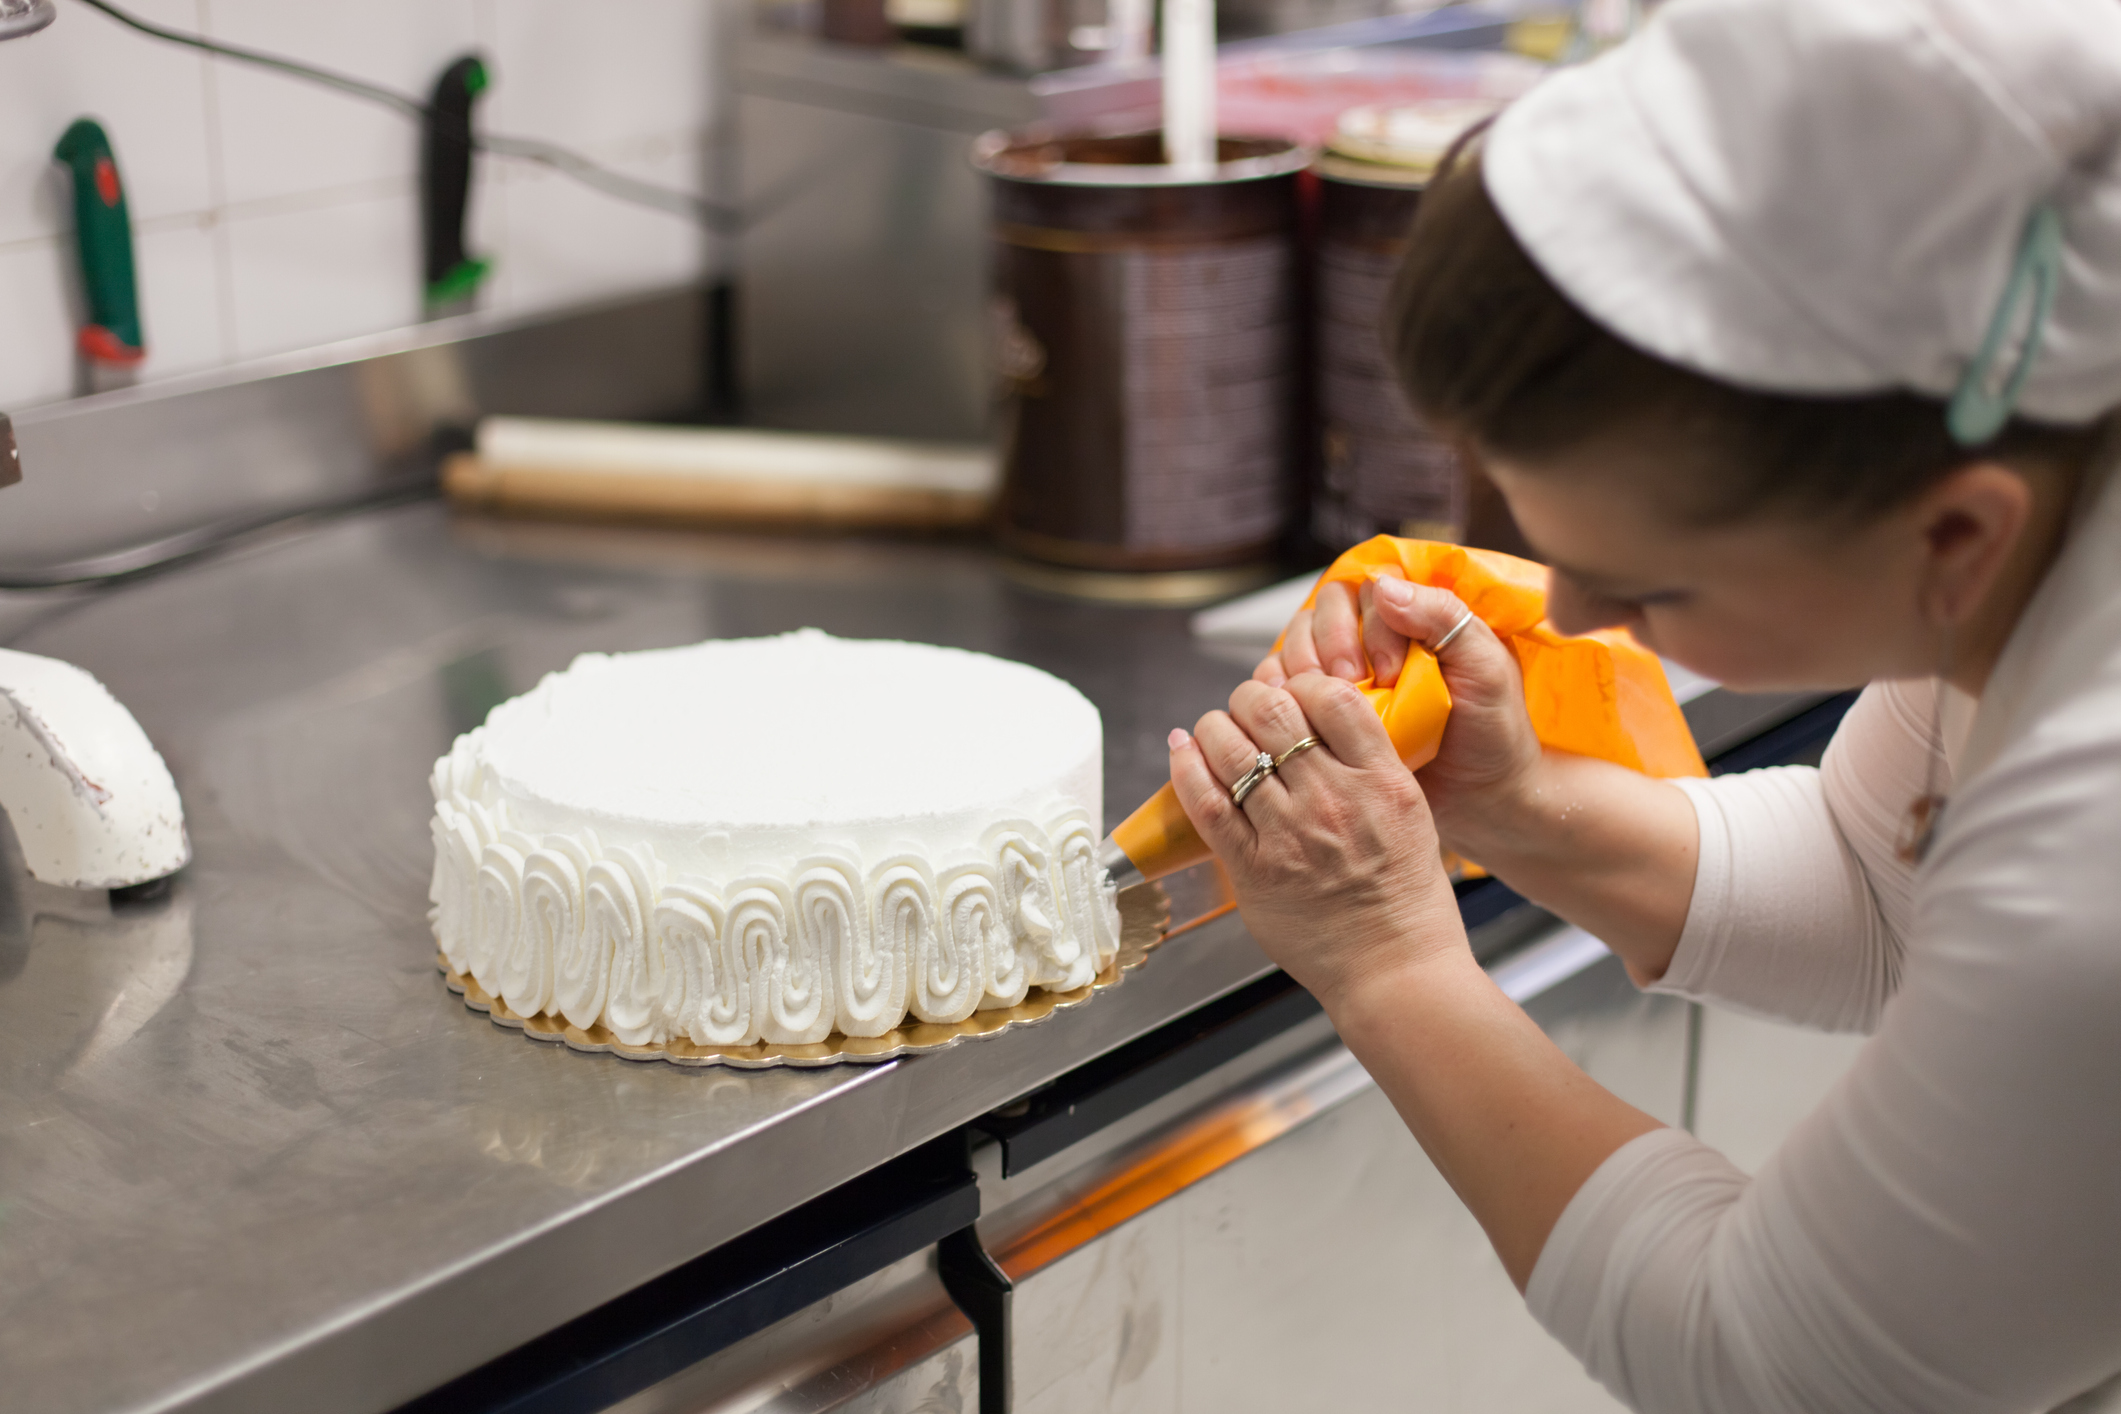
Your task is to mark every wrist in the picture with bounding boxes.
[1314,938,1488,1043]
[1302,888,1473,1019]
[1434,756,1552,865]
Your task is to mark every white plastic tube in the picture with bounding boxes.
[1161,0,1216,177]
[1107,0,1151,64]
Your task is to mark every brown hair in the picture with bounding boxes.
[1385,148,2098,525]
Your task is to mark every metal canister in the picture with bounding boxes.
[1311,101,1498,551]
[976,131,1309,573]
[966,0,1108,73]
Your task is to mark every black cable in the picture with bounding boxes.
[0,479,437,591]
[74,0,424,114]
[72,0,740,230]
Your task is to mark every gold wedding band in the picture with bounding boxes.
[1275,736,1323,768]
[1229,751,1277,807]
[1431,608,1476,655]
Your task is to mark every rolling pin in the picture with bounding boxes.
[443,417,997,531]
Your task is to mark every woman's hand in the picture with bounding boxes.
[1170,671,1667,1294]
[1238,570,1705,991]
[1256,574,1545,846]
[1167,672,1467,1009]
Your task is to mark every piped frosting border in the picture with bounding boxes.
[428,731,1123,1046]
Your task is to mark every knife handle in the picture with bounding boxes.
[422,55,491,310]
[0,413,23,490]
[52,119,145,366]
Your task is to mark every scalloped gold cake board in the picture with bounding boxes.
[440,882,1171,1068]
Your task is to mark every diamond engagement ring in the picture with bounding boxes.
[1229,751,1277,807]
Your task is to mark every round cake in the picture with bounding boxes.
[427,630,1121,1046]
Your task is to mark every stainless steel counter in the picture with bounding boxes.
[0,507,1277,1414]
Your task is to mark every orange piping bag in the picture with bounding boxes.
[1099,536,1707,890]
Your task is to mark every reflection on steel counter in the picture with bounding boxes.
[0,496,1285,1414]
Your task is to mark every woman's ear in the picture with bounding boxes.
[1911,462,2033,627]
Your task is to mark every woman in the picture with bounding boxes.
[1168,1,2121,1409]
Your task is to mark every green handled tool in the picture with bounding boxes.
[422,55,491,314]
[52,118,145,371]
[0,414,24,491]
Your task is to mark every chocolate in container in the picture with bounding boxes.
[1311,101,1498,551]
[975,132,1310,573]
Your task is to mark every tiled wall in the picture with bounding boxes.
[0,0,723,411]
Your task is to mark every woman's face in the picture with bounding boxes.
[1485,451,1945,693]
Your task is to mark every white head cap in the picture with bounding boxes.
[1483,0,2121,440]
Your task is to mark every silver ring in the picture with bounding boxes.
[1229,751,1276,807]
[1431,608,1476,655]
[1275,735,1323,768]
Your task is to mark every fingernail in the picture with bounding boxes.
[1376,578,1413,606]
[1330,657,1361,680]
[1168,728,1190,751]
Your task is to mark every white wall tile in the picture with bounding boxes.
[222,188,422,360]
[483,0,717,149]
[0,0,216,245]
[0,238,80,409]
[0,217,225,411]
[0,0,719,410]
[483,138,707,316]
[204,0,482,208]
[134,219,229,378]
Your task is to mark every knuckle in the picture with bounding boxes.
[1263,695,1310,739]
[1309,674,1360,710]
[1231,687,1302,744]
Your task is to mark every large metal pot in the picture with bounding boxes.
[976,130,1310,573]
[1309,101,1497,551]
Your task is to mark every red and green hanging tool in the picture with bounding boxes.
[52,118,146,386]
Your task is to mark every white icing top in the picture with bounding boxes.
[479,629,1102,873]
[427,630,1120,1047]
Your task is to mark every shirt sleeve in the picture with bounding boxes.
[1525,693,2121,1414]
[1651,683,1933,1032]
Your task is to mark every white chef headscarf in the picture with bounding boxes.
[1482,0,2121,444]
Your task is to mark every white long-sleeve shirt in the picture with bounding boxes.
[1525,464,2121,1413]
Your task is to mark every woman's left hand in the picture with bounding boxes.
[1168,672,1468,1010]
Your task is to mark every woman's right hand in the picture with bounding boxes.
[1254,574,1545,840]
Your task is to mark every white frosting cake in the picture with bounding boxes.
[428,629,1122,1046]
